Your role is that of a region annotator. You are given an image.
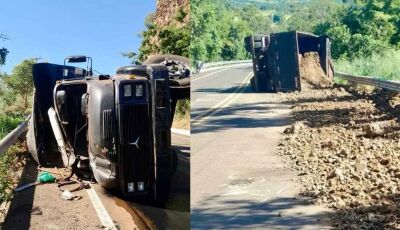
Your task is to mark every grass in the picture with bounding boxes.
[176,99,190,118]
[334,49,400,81]
[173,99,190,130]
[0,146,19,205]
[0,114,24,140]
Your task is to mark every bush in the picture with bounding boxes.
[176,99,190,118]
[0,146,17,205]
[0,114,24,139]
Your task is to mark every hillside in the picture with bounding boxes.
[155,0,189,27]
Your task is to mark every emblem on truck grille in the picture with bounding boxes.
[129,137,140,149]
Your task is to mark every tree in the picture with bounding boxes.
[137,8,190,62]
[314,0,400,59]
[138,13,160,61]
[0,34,9,66]
[190,0,252,62]
[121,51,140,65]
[239,5,272,34]
[3,59,34,109]
[286,0,345,33]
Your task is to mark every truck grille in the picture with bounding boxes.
[118,104,152,193]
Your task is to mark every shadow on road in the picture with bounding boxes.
[191,195,332,229]
[192,101,291,134]
[3,156,38,230]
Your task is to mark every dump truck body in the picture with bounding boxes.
[245,31,333,92]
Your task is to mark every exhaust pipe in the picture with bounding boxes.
[48,108,75,167]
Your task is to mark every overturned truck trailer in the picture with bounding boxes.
[245,31,334,92]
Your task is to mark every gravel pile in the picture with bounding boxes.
[277,84,400,229]
[299,52,333,88]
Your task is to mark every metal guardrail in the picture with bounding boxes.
[0,115,30,155]
[335,71,400,92]
[202,60,252,70]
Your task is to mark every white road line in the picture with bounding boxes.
[191,68,230,82]
[199,63,252,74]
[86,186,118,229]
[171,128,190,136]
[192,72,254,124]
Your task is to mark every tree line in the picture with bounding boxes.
[190,0,400,64]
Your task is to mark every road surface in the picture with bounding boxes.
[191,65,331,229]
[3,132,189,230]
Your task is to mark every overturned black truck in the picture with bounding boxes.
[245,31,334,92]
[26,55,190,201]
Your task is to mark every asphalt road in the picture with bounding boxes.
[191,65,331,229]
[93,132,190,230]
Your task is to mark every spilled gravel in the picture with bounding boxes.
[276,84,400,229]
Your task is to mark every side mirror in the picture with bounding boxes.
[56,90,66,105]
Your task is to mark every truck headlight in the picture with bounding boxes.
[135,84,143,97]
[127,182,134,192]
[138,181,145,191]
[124,85,132,97]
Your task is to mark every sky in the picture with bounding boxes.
[0,0,156,74]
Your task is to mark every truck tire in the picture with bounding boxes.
[143,54,190,65]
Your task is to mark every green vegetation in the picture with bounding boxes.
[191,0,260,62]
[0,34,9,67]
[189,0,349,63]
[134,6,190,118]
[335,50,400,80]
[0,146,18,204]
[0,59,34,113]
[315,0,400,60]
[313,0,400,79]
[176,99,190,118]
[0,143,27,205]
[0,59,33,140]
[0,114,24,139]
[137,9,190,62]
[0,37,30,139]
[220,0,400,79]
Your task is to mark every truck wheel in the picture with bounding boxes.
[143,54,191,87]
[143,54,190,66]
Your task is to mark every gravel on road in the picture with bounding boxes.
[277,83,400,229]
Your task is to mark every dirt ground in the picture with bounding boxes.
[276,82,400,229]
[2,156,102,229]
[172,113,190,130]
